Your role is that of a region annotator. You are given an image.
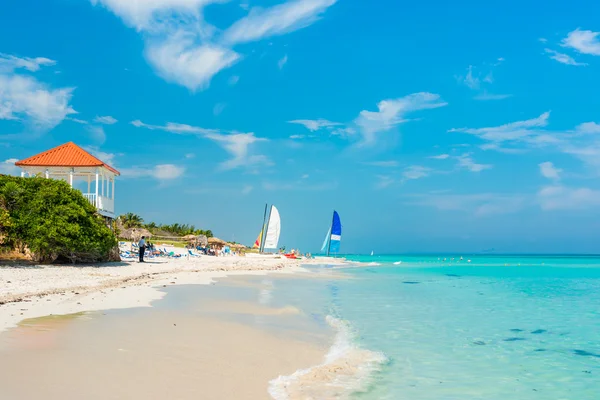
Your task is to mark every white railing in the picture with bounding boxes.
[82,193,114,215]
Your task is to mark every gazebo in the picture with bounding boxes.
[14,142,120,219]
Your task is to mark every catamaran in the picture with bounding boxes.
[252,204,281,254]
[321,210,342,257]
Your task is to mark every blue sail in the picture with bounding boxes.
[328,211,342,254]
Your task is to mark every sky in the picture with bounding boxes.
[1,0,600,254]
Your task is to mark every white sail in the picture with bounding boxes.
[263,206,281,249]
[321,227,331,252]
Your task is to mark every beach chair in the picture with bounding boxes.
[188,249,201,257]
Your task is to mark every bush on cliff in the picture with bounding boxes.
[0,175,117,263]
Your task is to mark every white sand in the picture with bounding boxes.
[0,253,344,334]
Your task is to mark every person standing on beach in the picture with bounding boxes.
[138,236,146,262]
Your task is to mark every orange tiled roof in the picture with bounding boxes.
[15,142,120,175]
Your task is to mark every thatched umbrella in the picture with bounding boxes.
[208,237,227,248]
[120,228,152,242]
[182,234,197,241]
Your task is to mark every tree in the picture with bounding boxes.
[119,212,144,229]
[0,176,117,263]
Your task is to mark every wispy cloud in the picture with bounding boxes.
[429,154,450,160]
[539,161,562,180]
[91,0,337,91]
[538,185,600,210]
[222,0,337,45]
[406,192,525,216]
[0,53,75,131]
[402,165,431,181]
[374,175,394,189]
[132,119,270,170]
[455,153,492,172]
[213,102,226,116]
[354,92,447,145]
[241,185,253,195]
[0,53,56,73]
[561,29,600,56]
[145,34,241,91]
[364,161,399,167]
[0,158,20,175]
[288,118,343,131]
[474,92,513,101]
[278,54,288,69]
[544,48,587,66]
[88,125,106,144]
[94,115,118,124]
[121,164,186,180]
[228,75,240,86]
[456,61,510,100]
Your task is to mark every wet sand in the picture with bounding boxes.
[0,302,329,399]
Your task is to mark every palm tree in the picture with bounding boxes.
[119,213,144,229]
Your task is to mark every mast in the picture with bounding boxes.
[261,205,273,253]
[326,210,334,257]
[259,204,268,253]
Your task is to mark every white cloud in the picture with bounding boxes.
[205,132,270,170]
[374,175,394,189]
[0,53,56,73]
[228,75,240,85]
[222,0,337,45]
[0,74,75,130]
[449,112,550,144]
[288,118,342,131]
[561,29,600,56]
[289,134,305,139]
[213,102,226,116]
[459,65,480,89]
[539,162,562,180]
[92,0,336,91]
[538,185,600,210]
[455,153,492,172]
[406,192,524,216]
[0,158,20,175]
[429,154,450,160]
[88,125,107,144]
[185,153,195,159]
[242,185,253,195]
[402,165,431,181]
[131,119,219,135]
[90,0,220,32]
[364,161,399,167]
[474,92,513,101]
[145,34,240,91]
[544,48,587,66]
[575,122,600,134]
[132,119,269,170]
[85,146,118,167]
[278,54,288,69]
[67,117,89,124]
[94,115,118,124]
[121,164,185,180]
[354,92,447,145]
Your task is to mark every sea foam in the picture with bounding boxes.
[268,316,387,400]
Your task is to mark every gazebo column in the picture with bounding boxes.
[95,168,99,207]
[87,175,91,194]
[45,169,49,179]
[21,171,25,178]
[69,169,73,188]
[112,178,115,200]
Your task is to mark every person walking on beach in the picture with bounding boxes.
[138,236,146,262]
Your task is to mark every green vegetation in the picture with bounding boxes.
[0,176,117,263]
[117,213,213,238]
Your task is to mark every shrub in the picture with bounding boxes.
[0,175,117,263]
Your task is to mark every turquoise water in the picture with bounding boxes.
[271,256,600,399]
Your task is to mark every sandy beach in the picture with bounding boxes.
[0,253,350,399]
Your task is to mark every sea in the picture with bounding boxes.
[265,255,600,399]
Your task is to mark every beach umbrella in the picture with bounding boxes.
[120,228,152,241]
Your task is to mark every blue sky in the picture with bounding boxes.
[2,0,600,254]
